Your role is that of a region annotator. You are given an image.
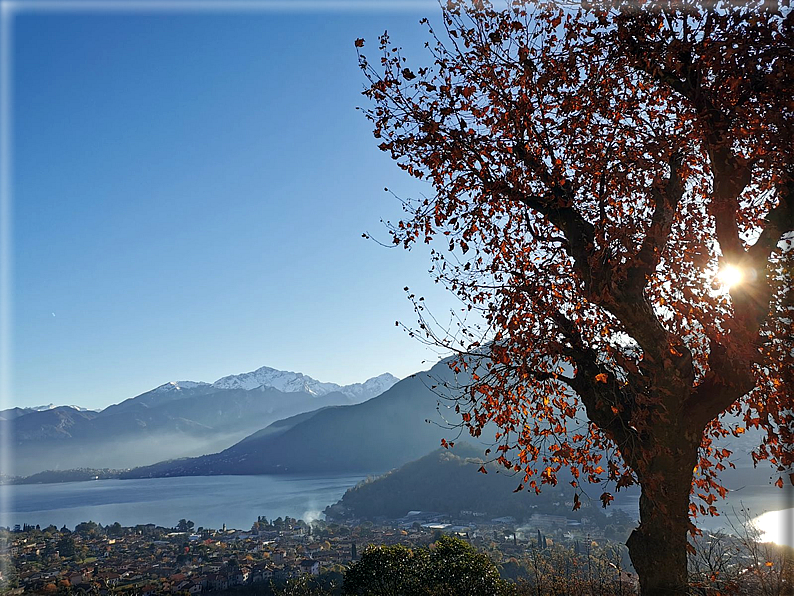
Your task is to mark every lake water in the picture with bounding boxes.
[612,481,793,546]
[1,475,364,531]
[2,474,791,546]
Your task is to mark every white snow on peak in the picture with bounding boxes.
[339,373,402,400]
[213,366,332,394]
[31,403,96,412]
[152,380,211,393]
[211,366,399,401]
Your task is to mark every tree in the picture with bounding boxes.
[275,575,338,596]
[343,536,508,596]
[74,521,99,537]
[57,535,76,559]
[107,522,123,537]
[357,1,792,594]
[343,543,427,596]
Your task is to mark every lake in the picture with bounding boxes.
[2,474,791,546]
[612,481,793,546]
[1,475,364,531]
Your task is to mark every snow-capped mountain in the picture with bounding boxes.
[150,367,399,402]
[152,381,212,393]
[7,365,401,476]
[337,373,401,401]
[211,366,398,401]
[30,403,96,413]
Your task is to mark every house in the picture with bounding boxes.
[271,550,287,564]
[96,572,121,587]
[205,573,228,591]
[299,560,320,576]
[273,566,298,581]
[250,566,273,583]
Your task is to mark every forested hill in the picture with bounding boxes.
[324,443,607,524]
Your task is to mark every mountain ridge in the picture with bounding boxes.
[5,364,400,477]
[122,358,469,479]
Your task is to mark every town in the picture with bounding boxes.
[3,508,637,595]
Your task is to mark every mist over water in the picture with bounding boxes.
[9,431,256,478]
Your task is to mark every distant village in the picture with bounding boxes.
[2,507,637,595]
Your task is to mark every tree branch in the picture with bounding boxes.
[626,152,684,293]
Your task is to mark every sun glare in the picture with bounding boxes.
[752,509,794,547]
[717,264,744,288]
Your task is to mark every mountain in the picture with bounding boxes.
[7,366,399,477]
[0,404,94,421]
[99,369,398,417]
[29,403,96,412]
[0,407,35,421]
[210,366,397,399]
[121,356,776,491]
[12,406,100,441]
[123,358,471,478]
[323,443,603,524]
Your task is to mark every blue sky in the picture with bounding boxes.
[10,2,462,409]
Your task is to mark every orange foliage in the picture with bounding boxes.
[358,0,792,525]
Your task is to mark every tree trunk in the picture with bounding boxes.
[626,442,699,595]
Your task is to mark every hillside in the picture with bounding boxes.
[119,355,774,485]
[323,443,602,523]
[122,359,469,478]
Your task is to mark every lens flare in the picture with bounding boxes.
[717,264,743,288]
[752,509,794,547]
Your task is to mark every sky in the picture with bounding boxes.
[8,1,466,410]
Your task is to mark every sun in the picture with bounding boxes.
[717,264,744,289]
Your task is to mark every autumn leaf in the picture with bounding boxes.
[359,4,792,591]
[354,38,364,48]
